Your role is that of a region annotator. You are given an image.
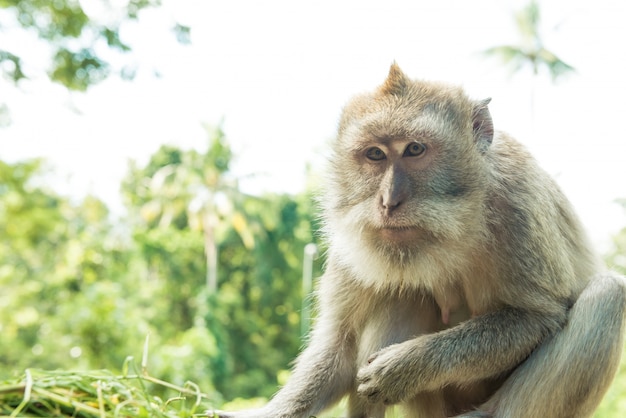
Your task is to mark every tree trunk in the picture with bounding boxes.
[204,221,218,293]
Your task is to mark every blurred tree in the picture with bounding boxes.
[207,192,323,399]
[0,103,10,126]
[121,135,324,399]
[0,158,149,374]
[0,0,189,91]
[483,1,574,80]
[483,0,575,128]
[0,145,323,402]
[124,126,254,294]
[123,144,205,332]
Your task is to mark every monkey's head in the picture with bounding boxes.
[323,64,494,278]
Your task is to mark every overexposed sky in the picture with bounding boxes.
[2,0,626,252]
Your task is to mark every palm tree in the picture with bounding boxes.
[141,125,255,293]
[485,1,574,79]
[484,1,575,128]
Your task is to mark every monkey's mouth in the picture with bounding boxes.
[378,226,421,242]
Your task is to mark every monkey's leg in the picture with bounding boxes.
[475,273,626,418]
[347,390,386,418]
[347,391,447,418]
[400,391,447,418]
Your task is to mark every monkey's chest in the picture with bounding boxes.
[355,293,470,366]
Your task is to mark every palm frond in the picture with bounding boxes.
[537,48,576,80]
[515,0,541,43]
[483,45,531,73]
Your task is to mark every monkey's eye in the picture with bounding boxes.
[403,142,426,157]
[365,147,386,161]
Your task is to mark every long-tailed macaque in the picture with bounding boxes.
[212,64,626,418]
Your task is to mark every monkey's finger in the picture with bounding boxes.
[357,384,383,403]
[356,366,372,384]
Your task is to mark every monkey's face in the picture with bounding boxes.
[323,65,492,263]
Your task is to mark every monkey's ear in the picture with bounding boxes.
[380,62,410,95]
[472,98,493,152]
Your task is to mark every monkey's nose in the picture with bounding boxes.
[381,196,403,216]
[380,167,408,216]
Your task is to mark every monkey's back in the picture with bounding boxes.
[484,131,600,307]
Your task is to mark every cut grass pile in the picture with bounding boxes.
[0,337,215,417]
[0,364,213,417]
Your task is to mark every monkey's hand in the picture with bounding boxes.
[356,340,428,405]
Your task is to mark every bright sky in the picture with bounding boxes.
[2,0,626,252]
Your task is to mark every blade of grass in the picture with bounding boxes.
[10,369,32,417]
[96,380,106,418]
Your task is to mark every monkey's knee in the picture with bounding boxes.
[480,272,626,418]
[588,271,626,293]
[577,272,626,323]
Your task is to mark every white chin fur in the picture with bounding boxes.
[326,204,464,294]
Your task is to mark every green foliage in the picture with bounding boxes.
[0,159,145,373]
[0,0,179,90]
[208,193,322,399]
[120,131,322,399]
[173,23,192,45]
[0,125,323,411]
[0,50,25,83]
[50,47,109,92]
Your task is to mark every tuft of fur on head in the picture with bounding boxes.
[379,62,410,96]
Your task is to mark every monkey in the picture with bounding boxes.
[210,64,626,418]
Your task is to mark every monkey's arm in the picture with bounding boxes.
[213,271,358,418]
[357,305,565,405]
[264,321,356,417]
[212,321,356,418]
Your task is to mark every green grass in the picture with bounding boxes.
[0,349,216,418]
[0,334,217,417]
